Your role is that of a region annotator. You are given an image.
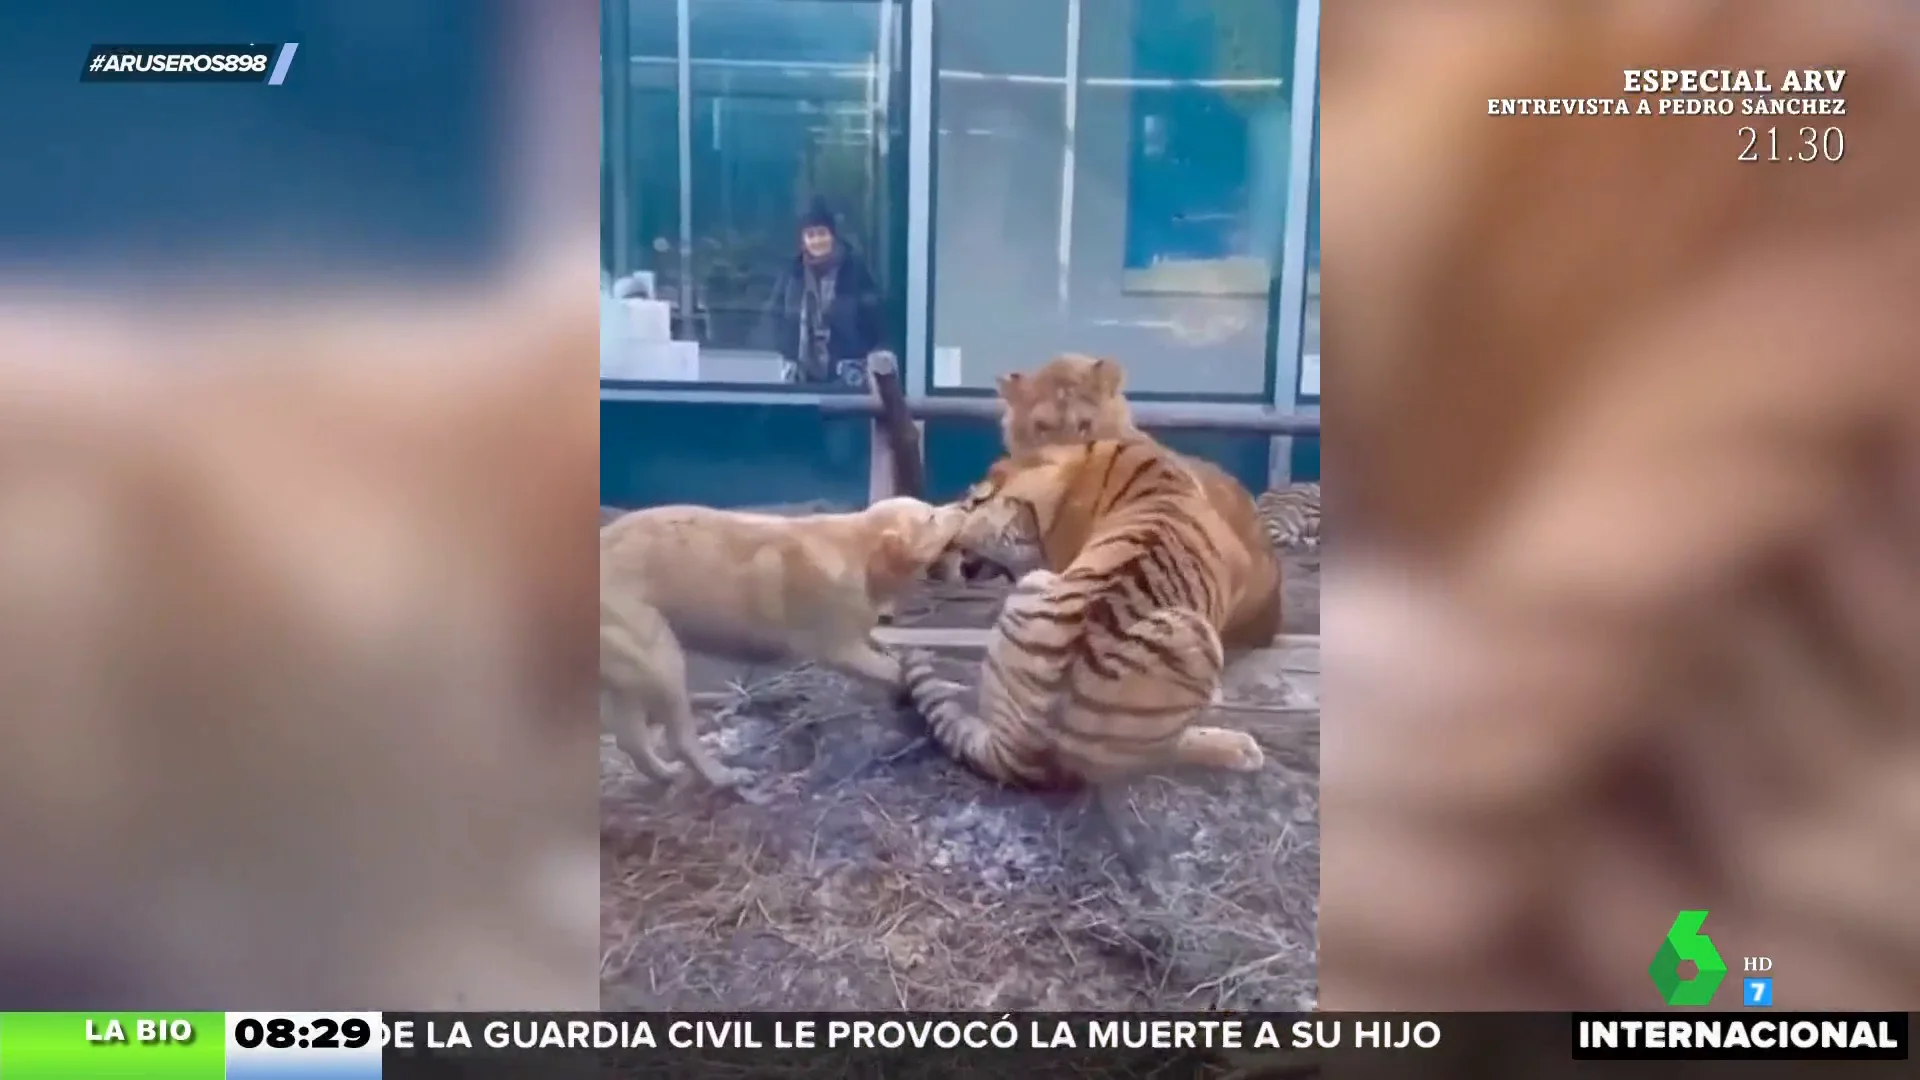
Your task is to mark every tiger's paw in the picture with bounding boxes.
[1218,732,1265,772]
[1177,726,1266,772]
[1011,568,1062,594]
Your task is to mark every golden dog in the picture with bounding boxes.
[599,496,966,790]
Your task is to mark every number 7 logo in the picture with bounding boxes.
[1744,977,1774,1007]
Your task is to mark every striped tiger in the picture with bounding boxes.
[900,438,1268,871]
[995,353,1283,650]
[1256,482,1321,553]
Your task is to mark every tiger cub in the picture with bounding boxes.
[899,439,1268,870]
[1257,482,1321,553]
[994,354,1283,651]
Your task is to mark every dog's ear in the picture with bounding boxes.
[865,527,918,601]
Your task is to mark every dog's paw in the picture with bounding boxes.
[702,765,756,790]
[731,783,773,806]
[897,648,941,682]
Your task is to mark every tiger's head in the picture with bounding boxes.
[941,444,1094,583]
[996,354,1138,454]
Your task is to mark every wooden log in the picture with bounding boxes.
[875,624,1319,657]
[821,392,1321,436]
[1222,707,1320,741]
[872,627,1322,733]
[875,625,1320,651]
[865,350,926,499]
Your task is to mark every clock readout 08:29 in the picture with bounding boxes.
[230,1013,374,1050]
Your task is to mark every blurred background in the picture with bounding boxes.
[0,0,601,1009]
[3,4,496,285]
[1318,0,1920,1014]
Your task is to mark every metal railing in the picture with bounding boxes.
[819,390,1321,435]
[845,352,1317,501]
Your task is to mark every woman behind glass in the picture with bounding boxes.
[759,198,885,387]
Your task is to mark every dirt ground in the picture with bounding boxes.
[600,504,1320,1011]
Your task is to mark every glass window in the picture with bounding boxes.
[930,0,1299,396]
[613,0,681,315]
[606,0,905,389]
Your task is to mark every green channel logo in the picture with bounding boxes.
[1650,909,1727,1006]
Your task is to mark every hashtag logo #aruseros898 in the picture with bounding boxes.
[81,44,286,83]
[1650,910,1730,1006]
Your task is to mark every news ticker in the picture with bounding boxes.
[0,1011,1904,1076]
[80,44,300,84]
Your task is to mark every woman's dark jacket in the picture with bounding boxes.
[758,248,884,384]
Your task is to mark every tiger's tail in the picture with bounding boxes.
[897,604,1234,789]
[897,648,1073,789]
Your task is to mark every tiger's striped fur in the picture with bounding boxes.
[1257,482,1321,553]
[901,439,1267,793]
[995,353,1283,650]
